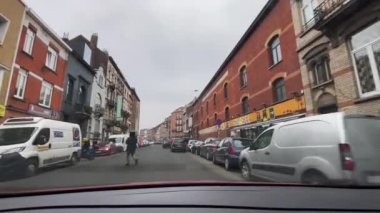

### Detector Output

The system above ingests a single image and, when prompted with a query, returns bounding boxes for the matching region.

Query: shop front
[198,95,306,140]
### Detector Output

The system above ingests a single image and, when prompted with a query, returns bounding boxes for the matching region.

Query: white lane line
[188,153,244,181]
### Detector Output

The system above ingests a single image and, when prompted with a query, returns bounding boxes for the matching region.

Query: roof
[64,39,96,75]
[194,0,277,105]
[131,88,140,102]
[26,8,72,52]
[109,56,131,90]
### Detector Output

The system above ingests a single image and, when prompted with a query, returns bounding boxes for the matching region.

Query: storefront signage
[218,96,305,131]
[28,104,52,117]
[0,105,5,117]
[28,104,60,119]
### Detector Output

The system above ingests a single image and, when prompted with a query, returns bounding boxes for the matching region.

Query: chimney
[90,33,98,48]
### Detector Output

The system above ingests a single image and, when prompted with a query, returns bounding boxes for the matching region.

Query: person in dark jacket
[126,132,138,166]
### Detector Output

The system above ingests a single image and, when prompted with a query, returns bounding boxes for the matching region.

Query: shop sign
[218,95,305,131]
[28,104,52,117]
[0,105,5,117]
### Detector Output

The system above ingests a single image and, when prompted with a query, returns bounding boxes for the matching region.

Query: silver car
[239,112,380,185]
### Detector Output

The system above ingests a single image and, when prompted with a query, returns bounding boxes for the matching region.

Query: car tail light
[339,143,355,170]
[229,145,236,155]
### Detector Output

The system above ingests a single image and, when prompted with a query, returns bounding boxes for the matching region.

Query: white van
[0,117,82,177]
[108,134,128,152]
[239,112,380,185]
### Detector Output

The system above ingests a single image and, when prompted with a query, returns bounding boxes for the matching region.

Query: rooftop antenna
[63,32,69,39]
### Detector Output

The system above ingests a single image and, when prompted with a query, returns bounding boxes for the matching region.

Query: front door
[34,128,54,167]
[248,129,274,180]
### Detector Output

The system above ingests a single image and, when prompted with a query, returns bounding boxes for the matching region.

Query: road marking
[188,153,244,181]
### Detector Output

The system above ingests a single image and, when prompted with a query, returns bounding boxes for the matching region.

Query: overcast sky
[25,0,267,129]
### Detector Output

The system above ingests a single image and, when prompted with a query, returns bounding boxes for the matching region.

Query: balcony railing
[314,0,350,23]
[106,98,116,108]
[108,82,116,90]
[74,104,92,119]
[94,104,105,117]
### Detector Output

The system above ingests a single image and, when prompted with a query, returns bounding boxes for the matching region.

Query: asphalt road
[0,144,244,191]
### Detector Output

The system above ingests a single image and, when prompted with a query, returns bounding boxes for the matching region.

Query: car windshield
[0,0,379,195]
[233,139,251,148]
[0,128,36,146]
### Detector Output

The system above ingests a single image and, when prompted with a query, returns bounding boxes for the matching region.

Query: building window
[225,107,230,121]
[269,36,282,65]
[77,86,86,105]
[224,83,228,99]
[213,93,217,106]
[206,118,209,127]
[0,14,10,44]
[351,21,380,97]
[39,81,53,107]
[312,58,331,86]
[65,78,74,103]
[83,43,92,65]
[300,0,317,30]
[98,75,104,87]
[14,69,28,99]
[23,28,35,55]
[239,66,248,87]
[214,113,217,122]
[96,93,102,106]
[0,69,4,93]
[273,78,286,102]
[242,96,249,115]
[206,101,209,114]
[46,47,58,71]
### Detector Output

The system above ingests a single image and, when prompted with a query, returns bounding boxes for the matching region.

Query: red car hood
[0,181,307,196]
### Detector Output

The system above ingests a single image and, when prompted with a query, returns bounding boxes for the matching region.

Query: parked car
[187,140,197,152]
[171,138,188,152]
[213,137,251,170]
[239,112,380,185]
[200,138,221,160]
[0,117,82,177]
[108,134,128,152]
[193,141,205,155]
[162,139,172,149]
[95,142,117,156]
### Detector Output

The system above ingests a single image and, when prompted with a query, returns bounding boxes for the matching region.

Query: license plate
[367,175,380,184]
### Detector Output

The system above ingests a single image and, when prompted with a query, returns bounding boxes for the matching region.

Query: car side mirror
[35,135,47,145]
[249,143,257,150]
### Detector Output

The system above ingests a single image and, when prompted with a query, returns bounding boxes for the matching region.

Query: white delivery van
[239,112,380,185]
[0,117,82,177]
[108,134,129,152]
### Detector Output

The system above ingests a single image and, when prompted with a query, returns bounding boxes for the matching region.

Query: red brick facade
[2,10,70,122]
[192,0,303,140]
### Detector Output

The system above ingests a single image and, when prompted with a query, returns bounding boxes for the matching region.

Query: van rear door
[345,116,380,185]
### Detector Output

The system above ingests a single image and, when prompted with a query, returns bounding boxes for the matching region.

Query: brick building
[3,9,71,121]
[192,0,305,140]
[170,107,185,138]
[290,0,380,116]
[0,0,26,119]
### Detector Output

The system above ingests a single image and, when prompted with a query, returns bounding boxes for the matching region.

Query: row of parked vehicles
[188,112,380,186]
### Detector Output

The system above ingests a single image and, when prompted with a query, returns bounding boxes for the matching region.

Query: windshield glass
[109,138,123,144]
[0,0,379,195]
[0,128,36,146]
[233,139,251,148]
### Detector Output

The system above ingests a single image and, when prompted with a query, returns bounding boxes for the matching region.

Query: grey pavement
[0,145,244,192]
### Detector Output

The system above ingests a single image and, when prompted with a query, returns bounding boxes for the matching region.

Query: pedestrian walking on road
[126,132,138,166]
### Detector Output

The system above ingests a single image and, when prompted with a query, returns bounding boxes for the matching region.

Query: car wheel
[241,161,253,181]
[24,159,38,177]
[302,171,328,185]
[224,158,231,170]
[212,154,217,164]
[70,153,79,165]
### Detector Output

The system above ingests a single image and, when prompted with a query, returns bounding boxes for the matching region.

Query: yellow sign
[219,96,305,131]
[0,105,5,117]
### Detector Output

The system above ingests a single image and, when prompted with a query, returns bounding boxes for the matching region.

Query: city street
[0,144,244,191]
